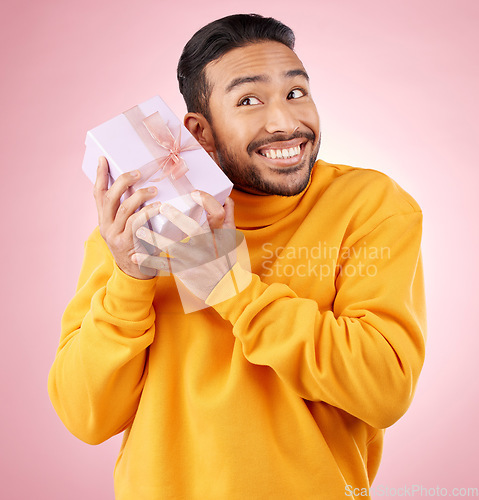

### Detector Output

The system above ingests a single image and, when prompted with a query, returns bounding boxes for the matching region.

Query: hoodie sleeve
[206,211,426,429]
[48,227,158,444]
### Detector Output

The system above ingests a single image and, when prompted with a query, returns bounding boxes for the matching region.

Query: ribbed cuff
[103,261,158,321]
[205,263,257,321]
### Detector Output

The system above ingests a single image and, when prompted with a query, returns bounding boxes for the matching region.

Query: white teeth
[261,145,302,160]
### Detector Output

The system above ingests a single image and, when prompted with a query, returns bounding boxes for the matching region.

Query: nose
[264,99,300,135]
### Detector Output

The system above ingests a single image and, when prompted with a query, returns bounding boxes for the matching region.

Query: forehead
[205,41,305,92]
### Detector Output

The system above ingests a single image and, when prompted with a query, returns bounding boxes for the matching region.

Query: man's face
[204,41,321,196]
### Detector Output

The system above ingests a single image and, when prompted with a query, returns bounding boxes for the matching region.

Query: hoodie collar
[230,162,319,229]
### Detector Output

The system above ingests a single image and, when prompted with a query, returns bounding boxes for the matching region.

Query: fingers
[110,185,158,233]
[93,157,110,224]
[159,203,203,237]
[190,191,228,230]
[132,192,239,281]
[132,253,170,272]
[222,197,235,229]
[128,201,163,257]
[135,225,217,264]
[129,201,162,236]
[93,156,159,233]
[135,225,175,252]
[101,169,141,226]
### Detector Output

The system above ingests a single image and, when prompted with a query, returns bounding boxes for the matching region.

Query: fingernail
[148,187,157,193]
[132,253,145,265]
[130,170,140,177]
[136,227,146,238]
[190,191,202,203]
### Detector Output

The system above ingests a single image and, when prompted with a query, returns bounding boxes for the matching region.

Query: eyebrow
[225,69,309,93]
[225,75,269,93]
[285,69,309,81]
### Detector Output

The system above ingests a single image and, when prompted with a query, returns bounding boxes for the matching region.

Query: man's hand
[94,156,161,280]
[131,191,238,299]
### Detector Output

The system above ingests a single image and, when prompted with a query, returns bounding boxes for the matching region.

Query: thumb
[223,197,235,229]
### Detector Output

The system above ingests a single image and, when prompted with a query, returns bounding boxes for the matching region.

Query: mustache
[247,130,316,155]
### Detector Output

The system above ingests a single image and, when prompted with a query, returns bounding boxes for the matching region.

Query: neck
[230,167,317,229]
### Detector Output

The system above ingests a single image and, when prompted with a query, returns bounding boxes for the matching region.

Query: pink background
[1,0,477,498]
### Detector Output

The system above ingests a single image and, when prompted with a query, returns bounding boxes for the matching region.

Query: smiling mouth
[255,138,307,164]
[259,144,302,159]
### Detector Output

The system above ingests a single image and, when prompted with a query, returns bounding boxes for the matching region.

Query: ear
[184,113,216,154]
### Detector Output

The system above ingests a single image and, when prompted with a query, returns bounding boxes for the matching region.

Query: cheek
[222,120,258,153]
[214,112,245,142]
[297,102,320,131]
[304,108,320,133]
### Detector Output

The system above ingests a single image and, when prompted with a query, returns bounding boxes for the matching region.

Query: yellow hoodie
[48,159,426,499]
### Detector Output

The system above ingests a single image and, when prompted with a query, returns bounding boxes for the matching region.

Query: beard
[211,130,321,197]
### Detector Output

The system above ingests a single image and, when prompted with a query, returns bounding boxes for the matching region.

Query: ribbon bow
[123,105,199,195]
[142,111,200,182]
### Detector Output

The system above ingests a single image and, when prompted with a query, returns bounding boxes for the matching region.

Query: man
[49,14,426,500]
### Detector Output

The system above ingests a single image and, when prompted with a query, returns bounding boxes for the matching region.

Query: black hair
[177,13,295,120]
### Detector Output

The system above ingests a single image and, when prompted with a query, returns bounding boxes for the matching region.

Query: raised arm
[48,157,161,444]
[206,210,426,429]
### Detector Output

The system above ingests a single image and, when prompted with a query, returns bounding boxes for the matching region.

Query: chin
[265,155,316,195]
[248,162,314,196]
[216,140,318,197]
[262,176,311,197]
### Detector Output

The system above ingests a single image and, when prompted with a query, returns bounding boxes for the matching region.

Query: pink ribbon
[123,105,199,195]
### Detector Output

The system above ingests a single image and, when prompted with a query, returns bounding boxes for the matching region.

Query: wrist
[116,259,157,280]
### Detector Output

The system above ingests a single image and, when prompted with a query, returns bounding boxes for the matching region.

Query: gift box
[82,95,233,241]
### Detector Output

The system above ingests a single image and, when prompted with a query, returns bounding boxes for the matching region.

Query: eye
[287,88,306,99]
[238,96,262,106]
